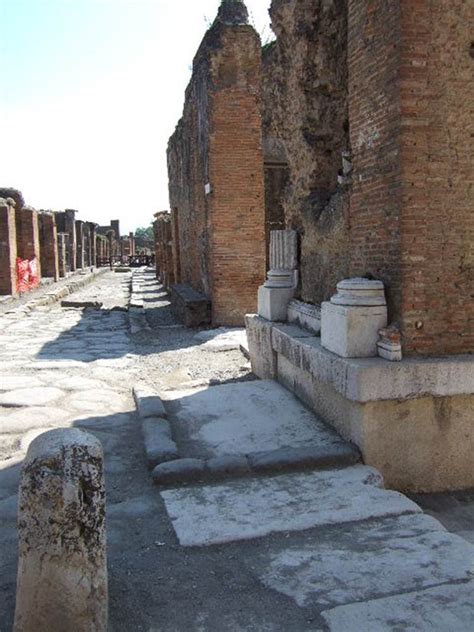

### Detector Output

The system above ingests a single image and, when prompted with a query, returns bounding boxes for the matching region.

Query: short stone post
[14,428,107,632]
[257,229,298,321]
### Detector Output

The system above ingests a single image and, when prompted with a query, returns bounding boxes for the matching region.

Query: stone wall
[167,0,266,326]
[262,0,350,305]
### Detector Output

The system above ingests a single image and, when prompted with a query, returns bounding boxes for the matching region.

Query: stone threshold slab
[160,465,421,546]
[321,580,474,631]
[162,380,355,460]
[257,513,474,609]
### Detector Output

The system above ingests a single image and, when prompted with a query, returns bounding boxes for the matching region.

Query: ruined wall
[168,2,266,325]
[348,0,474,355]
[263,0,350,304]
[0,199,18,295]
[16,206,41,277]
[39,213,59,280]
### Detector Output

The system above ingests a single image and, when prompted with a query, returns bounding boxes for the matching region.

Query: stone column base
[258,285,294,322]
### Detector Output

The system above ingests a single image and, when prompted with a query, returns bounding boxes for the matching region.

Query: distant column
[0,198,18,295]
[64,210,77,271]
[57,233,68,277]
[89,223,97,267]
[16,205,41,278]
[39,213,59,281]
[75,220,84,269]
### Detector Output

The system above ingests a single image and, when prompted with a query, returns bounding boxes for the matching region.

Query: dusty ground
[0,270,473,632]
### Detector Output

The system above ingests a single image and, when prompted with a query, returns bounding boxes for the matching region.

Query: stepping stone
[257,513,474,608]
[133,387,167,419]
[163,380,358,470]
[321,581,474,631]
[160,466,421,546]
[0,387,65,407]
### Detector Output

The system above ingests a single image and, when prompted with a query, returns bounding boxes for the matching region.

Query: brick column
[39,213,59,281]
[57,233,68,277]
[0,198,18,295]
[16,205,41,278]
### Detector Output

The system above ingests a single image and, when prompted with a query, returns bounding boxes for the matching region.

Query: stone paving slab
[164,380,356,462]
[160,466,421,546]
[0,387,65,407]
[257,513,474,608]
[321,581,474,631]
[0,406,73,433]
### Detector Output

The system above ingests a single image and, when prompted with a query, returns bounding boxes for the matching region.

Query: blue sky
[0,0,273,232]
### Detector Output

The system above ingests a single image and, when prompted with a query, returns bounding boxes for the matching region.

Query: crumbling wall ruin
[167,0,266,326]
[262,0,350,305]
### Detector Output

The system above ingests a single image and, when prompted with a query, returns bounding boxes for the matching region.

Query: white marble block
[258,286,295,322]
[321,278,387,358]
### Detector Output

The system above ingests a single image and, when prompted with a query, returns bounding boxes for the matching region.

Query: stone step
[321,581,474,631]
[160,465,421,546]
[157,380,360,483]
[255,513,474,610]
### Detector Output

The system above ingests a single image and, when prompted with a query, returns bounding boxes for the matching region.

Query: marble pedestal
[321,278,387,358]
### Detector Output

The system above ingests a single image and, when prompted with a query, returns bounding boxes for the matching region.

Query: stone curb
[142,418,179,469]
[133,386,167,419]
[0,267,109,318]
[151,444,361,486]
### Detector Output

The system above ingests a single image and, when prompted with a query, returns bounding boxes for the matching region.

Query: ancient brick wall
[16,206,41,278]
[262,0,350,305]
[39,213,59,280]
[168,3,265,326]
[347,0,474,355]
[208,25,266,325]
[0,199,18,295]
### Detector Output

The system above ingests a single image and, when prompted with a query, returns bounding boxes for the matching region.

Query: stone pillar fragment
[0,198,18,295]
[14,428,107,632]
[258,229,298,321]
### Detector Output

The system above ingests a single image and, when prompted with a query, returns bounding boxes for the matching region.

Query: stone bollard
[14,428,107,632]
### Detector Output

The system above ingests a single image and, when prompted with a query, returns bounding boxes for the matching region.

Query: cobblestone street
[1,271,474,632]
